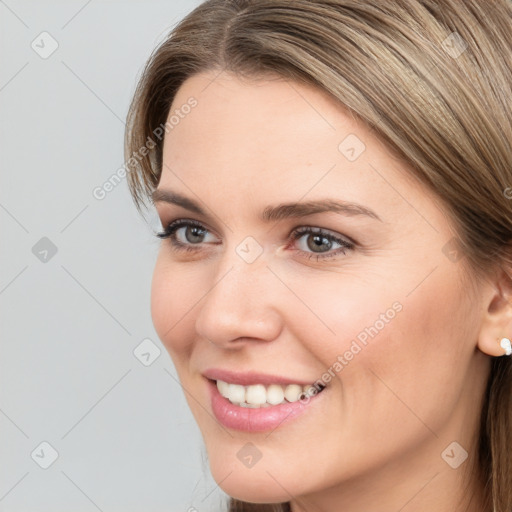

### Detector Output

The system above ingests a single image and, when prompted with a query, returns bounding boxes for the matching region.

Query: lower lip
[207,379,326,432]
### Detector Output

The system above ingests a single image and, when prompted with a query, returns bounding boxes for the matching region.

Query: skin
[150,70,512,512]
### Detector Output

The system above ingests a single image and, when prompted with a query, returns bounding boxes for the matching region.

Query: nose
[194,251,283,348]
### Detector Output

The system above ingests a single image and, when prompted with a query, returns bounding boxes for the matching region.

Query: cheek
[150,255,200,359]
[282,272,398,370]
[291,261,467,406]
[333,263,470,432]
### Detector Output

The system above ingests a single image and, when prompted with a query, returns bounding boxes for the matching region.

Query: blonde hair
[124,1,512,510]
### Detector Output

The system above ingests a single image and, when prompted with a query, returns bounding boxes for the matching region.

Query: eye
[155,219,355,260]
[287,226,354,261]
[156,219,218,252]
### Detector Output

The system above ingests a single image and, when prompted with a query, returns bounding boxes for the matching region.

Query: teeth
[246,384,267,405]
[227,383,245,403]
[216,379,324,407]
[267,384,284,405]
[216,379,230,396]
[284,384,303,403]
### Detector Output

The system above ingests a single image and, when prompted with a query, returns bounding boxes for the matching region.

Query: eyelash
[155,219,355,261]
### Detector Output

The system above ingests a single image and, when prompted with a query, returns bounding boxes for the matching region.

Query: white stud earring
[499,337,512,356]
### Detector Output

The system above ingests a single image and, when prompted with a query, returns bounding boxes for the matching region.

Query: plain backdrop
[0,1,228,511]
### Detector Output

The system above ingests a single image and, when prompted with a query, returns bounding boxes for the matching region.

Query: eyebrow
[151,189,382,223]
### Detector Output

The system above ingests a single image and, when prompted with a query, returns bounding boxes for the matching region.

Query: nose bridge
[194,239,282,345]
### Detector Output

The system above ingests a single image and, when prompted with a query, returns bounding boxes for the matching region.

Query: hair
[124,1,512,510]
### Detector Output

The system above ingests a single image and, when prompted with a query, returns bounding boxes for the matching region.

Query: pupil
[187,226,204,243]
[308,234,331,253]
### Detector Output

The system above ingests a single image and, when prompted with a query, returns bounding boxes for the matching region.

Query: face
[151,70,491,507]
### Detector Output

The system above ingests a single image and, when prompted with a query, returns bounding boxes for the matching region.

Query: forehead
[159,71,444,229]
[166,70,356,154]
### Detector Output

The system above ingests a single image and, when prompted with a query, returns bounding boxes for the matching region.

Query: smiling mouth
[211,378,327,408]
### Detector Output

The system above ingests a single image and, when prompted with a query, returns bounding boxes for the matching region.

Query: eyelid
[157,217,220,240]
[156,217,356,261]
[158,217,354,241]
[156,218,353,246]
[289,224,356,247]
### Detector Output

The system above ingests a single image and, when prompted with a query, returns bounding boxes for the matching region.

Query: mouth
[207,378,328,432]
[208,378,327,408]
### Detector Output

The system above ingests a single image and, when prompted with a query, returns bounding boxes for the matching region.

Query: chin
[209,461,294,504]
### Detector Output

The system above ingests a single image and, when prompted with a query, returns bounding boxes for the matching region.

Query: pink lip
[207,378,327,432]
[202,368,318,387]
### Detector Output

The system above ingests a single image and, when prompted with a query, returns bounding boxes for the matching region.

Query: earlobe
[476,268,512,357]
[500,337,512,356]
[477,329,512,357]
[477,332,512,357]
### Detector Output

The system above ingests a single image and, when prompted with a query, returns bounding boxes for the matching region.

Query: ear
[477,266,512,357]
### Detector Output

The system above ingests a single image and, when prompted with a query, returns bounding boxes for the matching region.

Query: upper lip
[202,368,319,387]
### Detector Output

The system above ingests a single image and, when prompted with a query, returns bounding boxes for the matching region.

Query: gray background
[0,1,227,511]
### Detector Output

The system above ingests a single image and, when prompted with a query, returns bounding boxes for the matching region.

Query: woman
[124,1,512,511]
